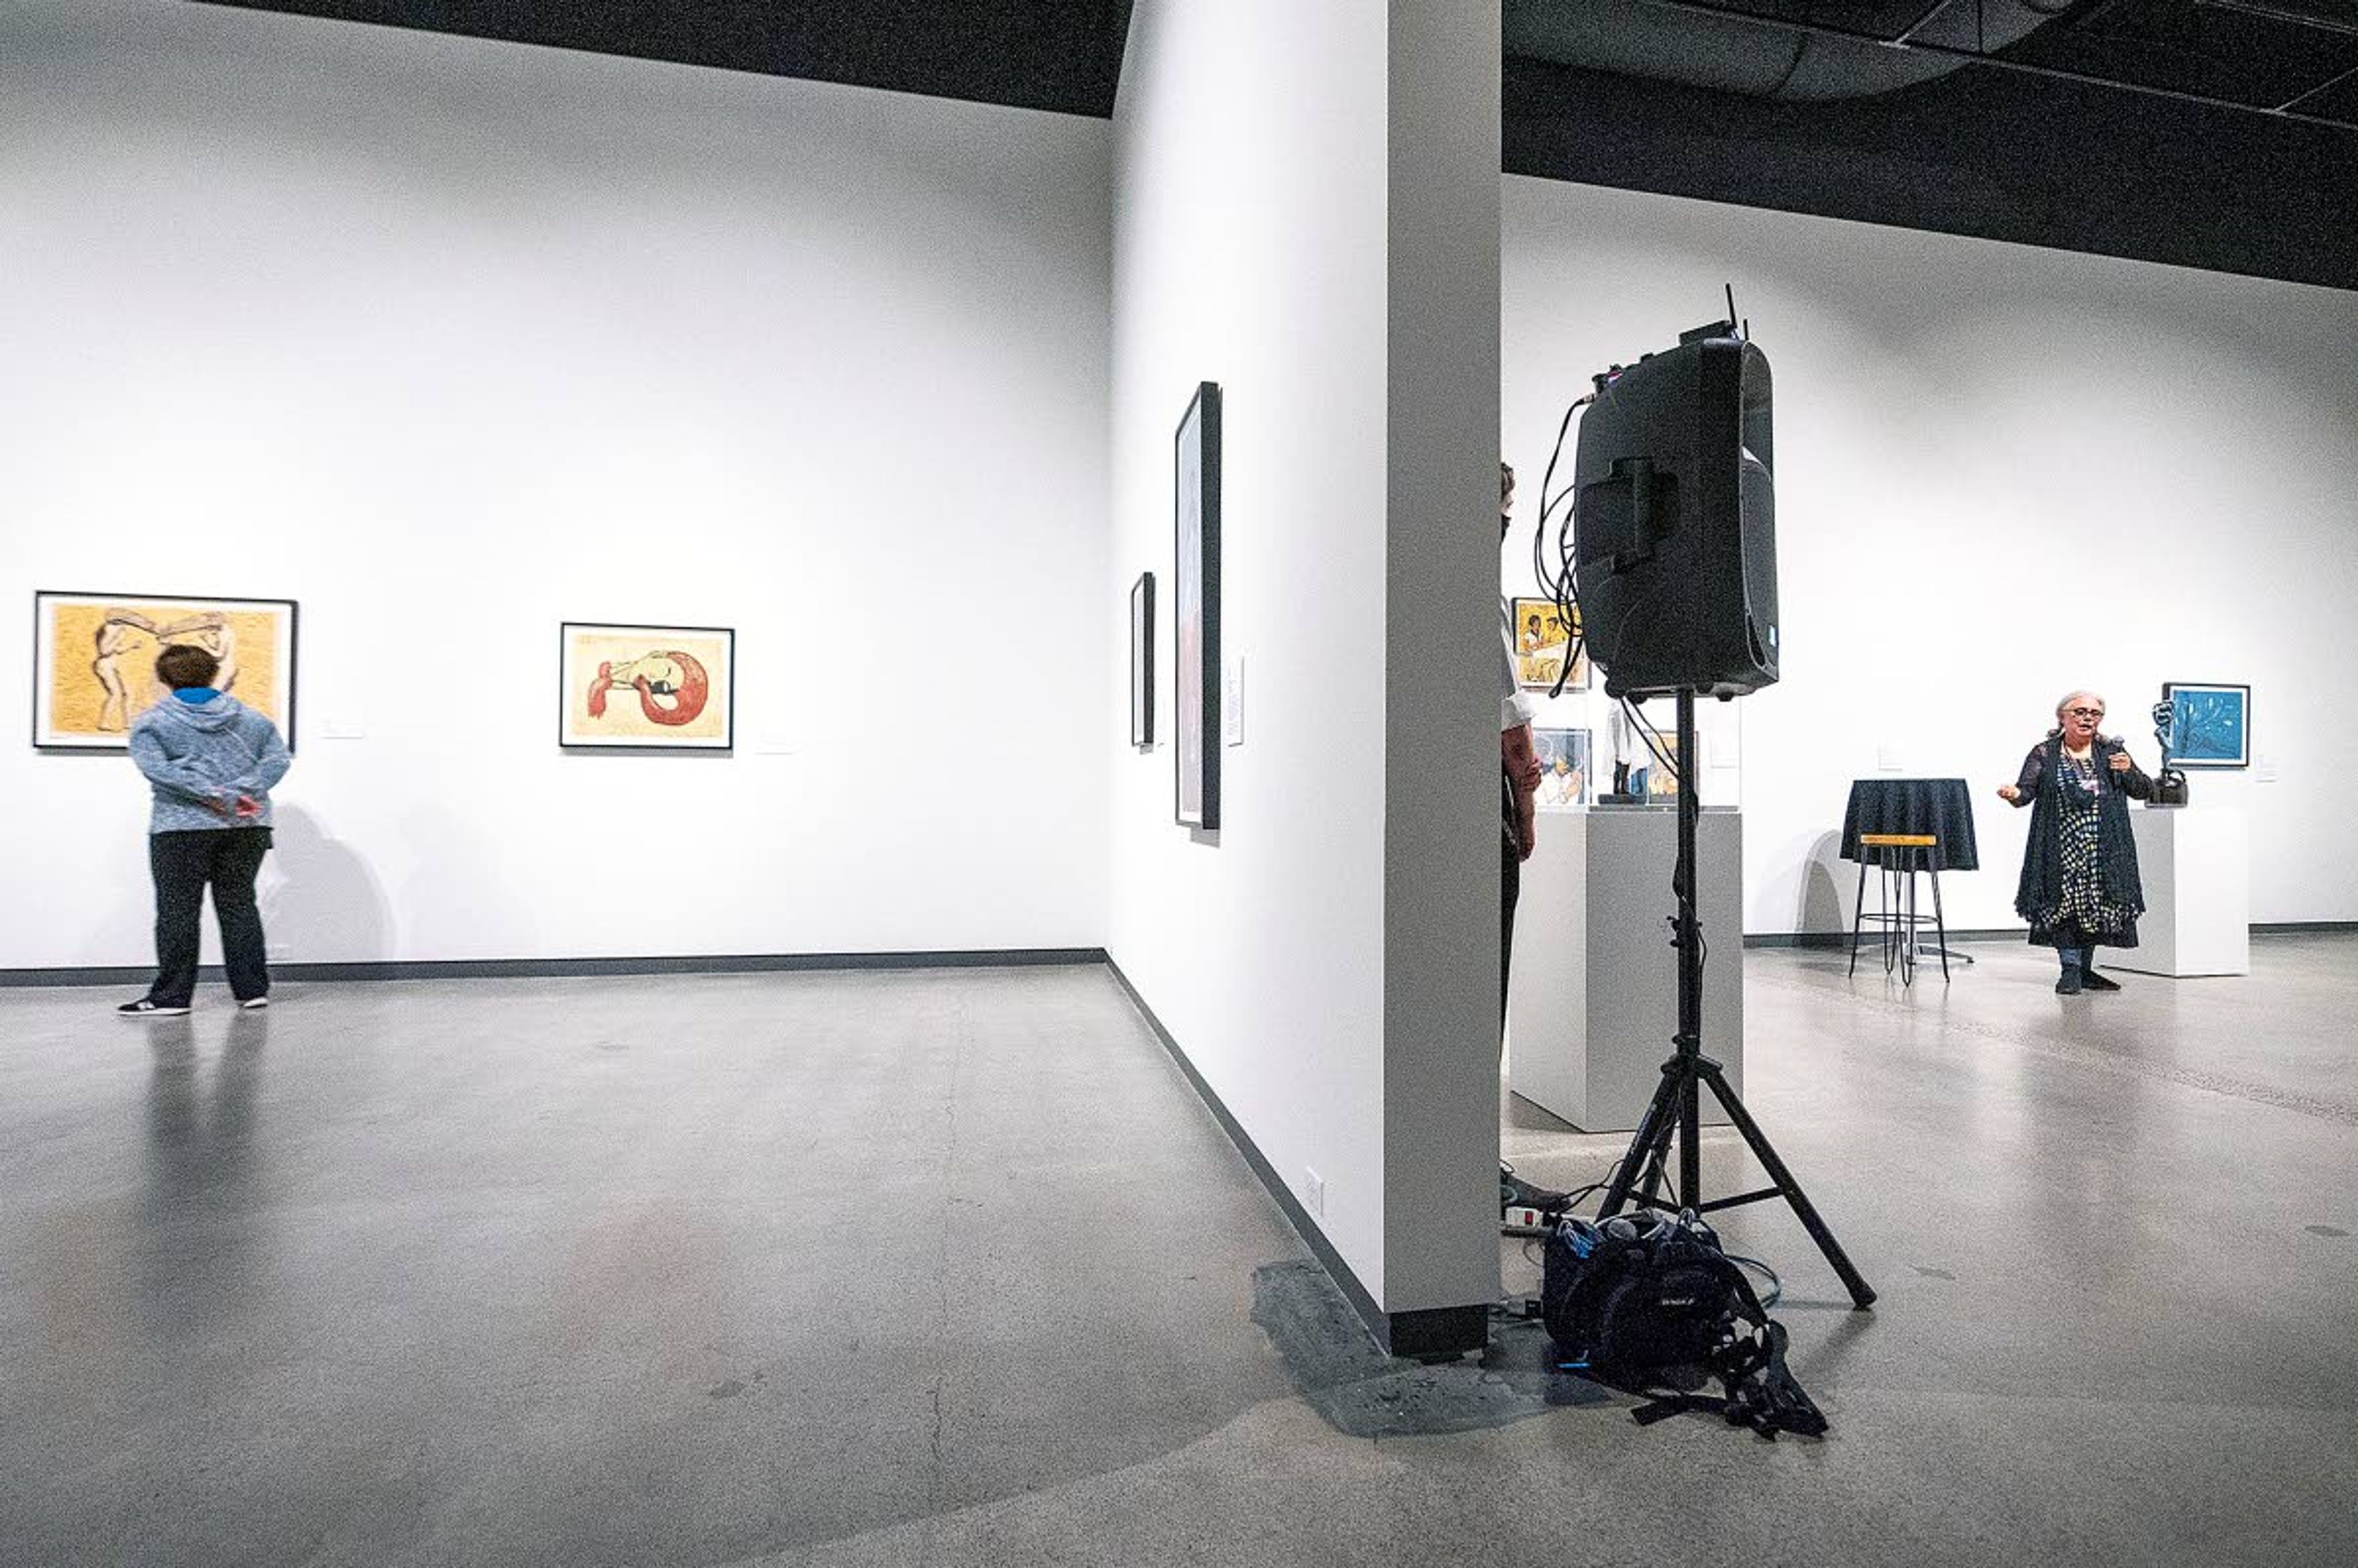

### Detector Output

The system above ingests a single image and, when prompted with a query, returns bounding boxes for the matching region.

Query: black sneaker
[117,998,191,1017]
[2080,968,2122,993]
[2055,969,2083,996]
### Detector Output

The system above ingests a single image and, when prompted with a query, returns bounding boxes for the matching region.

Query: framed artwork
[559,623,735,750]
[1511,597,1587,691]
[2163,681,2249,769]
[1637,733,1682,802]
[1175,381,1221,829]
[33,591,298,750]
[1130,572,1156,750]
[1533,727,1591,810]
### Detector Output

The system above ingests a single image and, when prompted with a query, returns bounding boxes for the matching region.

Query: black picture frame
[1174,382,1221,829]
[2162,681,2251,769]
[1130,571,1156,750]
[31,589,301,752]
[558,621,737,751]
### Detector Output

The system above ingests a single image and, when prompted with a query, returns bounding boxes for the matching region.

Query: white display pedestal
[1508,807,1743,1132]
[2113,807,2250,977]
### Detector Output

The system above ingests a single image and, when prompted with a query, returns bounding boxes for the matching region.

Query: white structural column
[1381,0,1505,1328]
[1108,0,1501,1349]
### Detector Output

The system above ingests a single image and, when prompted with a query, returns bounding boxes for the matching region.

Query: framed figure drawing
[2163,682,2249,768]
[1533,727,1591,810]
[33,591,298,750]
[1175,382,1221,829]
[559,623,734,750]
[1642,733,1682,802]
[1130,572,1156,750]
[1511,597,1587,691]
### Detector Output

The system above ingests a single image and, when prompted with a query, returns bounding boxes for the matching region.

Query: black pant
[149,828,273,1007]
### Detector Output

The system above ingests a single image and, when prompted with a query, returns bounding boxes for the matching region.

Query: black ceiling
[191,2,1138,117]
[192,1,2356,289]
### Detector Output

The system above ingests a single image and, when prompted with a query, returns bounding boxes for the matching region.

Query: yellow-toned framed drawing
[1511,597,1587,691]
[33,591,297,750]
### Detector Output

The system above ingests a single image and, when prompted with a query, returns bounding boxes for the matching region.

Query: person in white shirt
[1498,463,1564,1226]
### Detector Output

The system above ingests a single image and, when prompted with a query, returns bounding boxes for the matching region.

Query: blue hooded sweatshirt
[127,694,292,834]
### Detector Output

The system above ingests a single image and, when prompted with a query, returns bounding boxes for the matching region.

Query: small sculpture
[2149,697,2190,807]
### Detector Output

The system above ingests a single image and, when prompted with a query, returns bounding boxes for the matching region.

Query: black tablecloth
[1841,778,1979,871]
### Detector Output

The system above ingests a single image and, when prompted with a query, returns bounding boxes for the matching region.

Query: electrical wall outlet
[1303,1166,1325,1217]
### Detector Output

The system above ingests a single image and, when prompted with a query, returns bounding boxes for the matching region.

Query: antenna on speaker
[1679,284,1743,346]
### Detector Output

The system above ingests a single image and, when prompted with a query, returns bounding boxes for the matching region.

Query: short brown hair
[155,644,220,690]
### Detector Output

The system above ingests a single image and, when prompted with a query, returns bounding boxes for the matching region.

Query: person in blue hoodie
[118,643,293,1016]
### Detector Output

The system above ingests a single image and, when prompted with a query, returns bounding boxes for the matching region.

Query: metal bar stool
[1848,833,1950,985]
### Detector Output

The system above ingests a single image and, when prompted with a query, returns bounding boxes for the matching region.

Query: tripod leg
[1598,1063,1684,1219]
[1702,1066,1877,1309]
[1677,1059,1702,1212]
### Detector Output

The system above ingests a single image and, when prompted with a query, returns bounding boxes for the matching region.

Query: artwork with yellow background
[559,623,735,748]
[1511,597,1588,691]
[34,592,297,748]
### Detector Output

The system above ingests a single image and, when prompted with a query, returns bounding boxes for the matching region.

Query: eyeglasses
[2064,707,2105,719]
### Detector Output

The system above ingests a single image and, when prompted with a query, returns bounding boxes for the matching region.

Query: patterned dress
[2035,751,2138,944]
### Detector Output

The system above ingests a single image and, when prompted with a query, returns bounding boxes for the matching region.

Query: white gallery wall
[0,1,1113,966]
[1108,0,1500,1322]
[1503,177,2358,935]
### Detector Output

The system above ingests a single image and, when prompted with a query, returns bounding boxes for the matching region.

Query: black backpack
[1542,1207,1828,1438]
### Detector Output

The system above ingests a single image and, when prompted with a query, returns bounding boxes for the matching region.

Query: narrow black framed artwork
[1174,382,1221,829]
[1130,571,1156,750]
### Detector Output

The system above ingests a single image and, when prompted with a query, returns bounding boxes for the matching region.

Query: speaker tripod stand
[1595,689,1877,1310]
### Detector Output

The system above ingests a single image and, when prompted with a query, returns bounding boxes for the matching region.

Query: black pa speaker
[1573,331,1778,699]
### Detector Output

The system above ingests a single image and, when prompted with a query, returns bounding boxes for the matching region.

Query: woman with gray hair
[1996,690,2155,993]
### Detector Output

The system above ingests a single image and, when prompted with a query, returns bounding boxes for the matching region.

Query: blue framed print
[2163,682,2249,769]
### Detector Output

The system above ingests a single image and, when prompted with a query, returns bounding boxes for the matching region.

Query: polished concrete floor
[3,941,2354,1567]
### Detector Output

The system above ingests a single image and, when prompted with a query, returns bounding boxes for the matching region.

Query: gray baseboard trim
[0,947,1108,989]
[1102,955,1485,1360]
[1747,923,2358,950]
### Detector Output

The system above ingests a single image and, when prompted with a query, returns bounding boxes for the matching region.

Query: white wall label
[324,716,367,740]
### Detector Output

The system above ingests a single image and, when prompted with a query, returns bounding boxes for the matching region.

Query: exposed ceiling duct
[1506,1,2080,103]
[1506,0,2358,129]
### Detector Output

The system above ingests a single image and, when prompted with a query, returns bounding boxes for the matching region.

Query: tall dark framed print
[1175,382,1222,828]
[1130,572,1156,750]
